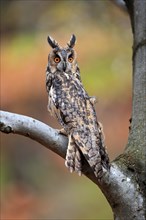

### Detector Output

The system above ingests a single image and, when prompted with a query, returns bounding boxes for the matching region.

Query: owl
[46,34,110,179]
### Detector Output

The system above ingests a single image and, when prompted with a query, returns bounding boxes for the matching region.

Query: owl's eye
[54,56,61,63]
[68,56,73,63]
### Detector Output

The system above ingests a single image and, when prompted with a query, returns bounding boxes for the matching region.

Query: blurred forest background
[1,0,132,219]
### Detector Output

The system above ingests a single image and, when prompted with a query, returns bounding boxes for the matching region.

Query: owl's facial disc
[53,49,75,72]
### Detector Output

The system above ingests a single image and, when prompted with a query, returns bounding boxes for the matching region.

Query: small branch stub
[0,122,13,133]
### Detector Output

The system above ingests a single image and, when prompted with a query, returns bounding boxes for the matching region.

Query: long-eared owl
[46,34,110,179]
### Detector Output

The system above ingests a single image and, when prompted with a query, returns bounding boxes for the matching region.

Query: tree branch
[0,110,144,219]
[0,110,96,183]
[0,110,68,158]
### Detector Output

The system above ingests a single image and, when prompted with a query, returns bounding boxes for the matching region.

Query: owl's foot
[65,134,82,176]
[57,128,67,136]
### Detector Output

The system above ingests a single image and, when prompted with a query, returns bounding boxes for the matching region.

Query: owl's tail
[65,130,110,179]
[72,129,110,179]
[65,134,82,176]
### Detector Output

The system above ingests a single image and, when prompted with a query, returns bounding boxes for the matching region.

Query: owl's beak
[63,62,67,72]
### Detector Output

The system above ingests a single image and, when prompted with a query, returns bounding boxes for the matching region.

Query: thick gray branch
[0,110,68,158]
[0,110,100,184]
[0,110,144,219]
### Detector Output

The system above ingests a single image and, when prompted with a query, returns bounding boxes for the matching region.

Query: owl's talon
[57,128,67,136]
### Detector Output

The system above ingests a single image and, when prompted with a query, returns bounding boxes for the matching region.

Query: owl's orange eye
[54,57,61,63]
[68,57,73,63]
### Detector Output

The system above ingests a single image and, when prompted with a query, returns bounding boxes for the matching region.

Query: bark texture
[0,0,146,219]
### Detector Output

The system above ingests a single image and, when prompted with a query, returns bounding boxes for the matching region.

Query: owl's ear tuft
[67,34,76,48]
[47,36,59,48]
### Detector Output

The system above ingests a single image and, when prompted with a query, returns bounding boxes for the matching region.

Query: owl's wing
[72,126,110,178]
[71,99,107,178]
[61,94,109,178]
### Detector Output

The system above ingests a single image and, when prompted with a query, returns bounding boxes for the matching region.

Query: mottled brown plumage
[46,35,110,179]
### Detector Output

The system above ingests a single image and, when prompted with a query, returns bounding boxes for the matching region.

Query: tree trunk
[105,0,146,219]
